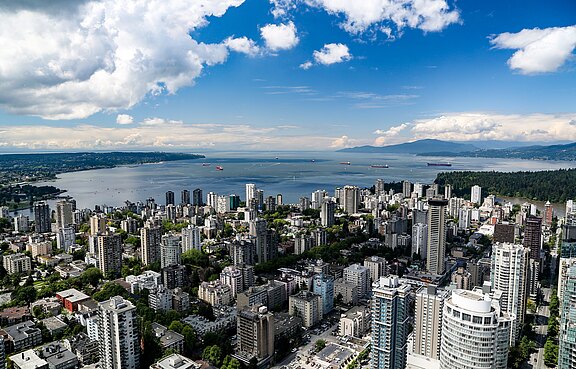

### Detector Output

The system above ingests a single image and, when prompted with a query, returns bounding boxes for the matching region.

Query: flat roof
[56,288,89,303]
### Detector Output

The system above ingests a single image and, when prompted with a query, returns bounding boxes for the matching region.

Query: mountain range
[339,139,576,161]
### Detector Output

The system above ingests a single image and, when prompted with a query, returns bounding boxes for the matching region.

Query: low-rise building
[56,289,90,312]
[339,306,370,338]
[198,281,232,306]
[1,321,42,353]
[40,317,67,336]
[288,291,322,328]
[182,306,237,336]
[10,349,48,369]
[39,342,79,369]
[2,253,32,274]
[62,332,99,365]
[0,307,32,326]
[334,279,358,305]
[150,354,200,369]
[152,323,184,354]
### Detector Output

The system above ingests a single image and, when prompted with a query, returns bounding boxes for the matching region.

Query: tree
[82,268,103,288]
[544,338,558,367]
[203,345,222,367]
[92,282,128,302]
[181,325,196,355]
[315,339,326,352]
[168,320,184,333]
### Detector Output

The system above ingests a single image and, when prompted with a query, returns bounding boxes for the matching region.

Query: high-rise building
[236,305,275,362]
[427,198,448,275]
[220,266,244,297]
[206,192,218,209]
[56,200,74,229]
[264,196,276,212]
[34,201,51,233]
[288,291,322,328]
[493,223,515,244]
[414,286,448,360]
[342,185,359,214]
[320,198,335,227]
[90,214,107,236]
[230,194,241,211]
[375,179,385,195]
[490,242,529,344]
[161,234,181,268]
[439,289,511,369]
[444,184,452,199]
[181,225,201,252]
[364,256,387,282]
[370,276,411,369]
[249,219,276,264]
[524,216,542,298]
[344,264,370,300]
[231,240,255,266]
[559,264,576,368]
[471,185,482,204]
[181,190,190,205]
[246,184,257,204]
[141,225,162,266]
[312,273,334,315]
[402,181,412,198]
[192,188,203,206]
[98,296,140,369]
[162,264,187,290]
[412,223,428,257]
[543,201,553,227]
[165,191,175,206]
[97,233,122,278]
[276,194,283,206]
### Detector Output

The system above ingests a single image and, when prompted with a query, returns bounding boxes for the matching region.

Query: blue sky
[0,0,574,151]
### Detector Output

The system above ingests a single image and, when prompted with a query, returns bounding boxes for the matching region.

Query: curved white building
[439,289,511,369]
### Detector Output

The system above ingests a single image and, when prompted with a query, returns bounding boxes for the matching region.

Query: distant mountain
[419,141,576,161]
[339,139,478,154]
[454,140,573,150]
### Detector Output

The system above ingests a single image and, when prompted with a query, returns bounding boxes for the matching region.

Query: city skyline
[0,0,575,151]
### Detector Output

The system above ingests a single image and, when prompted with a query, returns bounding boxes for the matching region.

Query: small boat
[340,161,351,165]
[202,163,211,166]
[370,164,389,168]
[275,157,279,160]
[427,162,452,167]
[216,166,224,171]
[311,159,315,162]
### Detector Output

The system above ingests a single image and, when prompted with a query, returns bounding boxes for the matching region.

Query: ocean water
[24,151,576,210]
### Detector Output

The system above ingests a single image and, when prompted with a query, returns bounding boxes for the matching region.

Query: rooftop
[9,349,48,368]
[56,288,90,303]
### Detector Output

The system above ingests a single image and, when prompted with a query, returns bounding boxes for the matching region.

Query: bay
[19,151,576,211]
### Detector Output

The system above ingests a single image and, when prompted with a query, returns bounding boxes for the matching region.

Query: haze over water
[21,151,574,212]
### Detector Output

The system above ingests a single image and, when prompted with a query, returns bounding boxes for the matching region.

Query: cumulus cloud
[116,114,134,125]
[490,26,576,74]
[300,61,313,70]
[270,0,460,38]
[373,113,576,143]
[314,43,352,65]
[330,135,355,149]
[0,0,244,120]
[373,123,410,145]
[260,21,299,51]
[223,36,261,56]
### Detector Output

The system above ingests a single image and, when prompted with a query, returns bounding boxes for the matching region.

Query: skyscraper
[55,200,74,229]
[141,225,162,266]
[165,191,175,206]
[192,188,203,206]
[236,304,275,363]
[402,180,412,198]
[559,264,576,368]
[490,242,529,344]
[412,223,428,257]
[246,183,257,204]
[375,179,385,195]
[444,184,452,199]
[181,190,190,205]
[471,185,482,204]
[344,264,370,300]
[370,276,411,369]
[524,216,542,297]
[34,201,51,233]
[364,256,387,282]
[439,289,511,369]
[342,185,359,214]
[427,198,448,275]
[414,286,447,360]
[90,214,107,236]
[98,296,140,369]
[97,233,122,278]
[320,198,335,227]
[181,225,201,252]
[250,219,275,264]
[161,234,181,268]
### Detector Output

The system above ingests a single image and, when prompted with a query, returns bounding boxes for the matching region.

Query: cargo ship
[370,164,389,168]
[340,161,351,165]
[427,162,452,167]
[202,163,211,166]
[216,166,224,171]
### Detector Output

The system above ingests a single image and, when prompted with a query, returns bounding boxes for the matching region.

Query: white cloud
[313,43,352,65]
[300,61,313,70]
[373,123,409,145]
[270,0,460,37]
[376,112,576,142]
[223,36,261,56]
[330,135,355,148]
[260,21,299,51]
[0,119,351,151]
[490,25,576,74]
[116,114,134,125]
[0,0,244,120]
